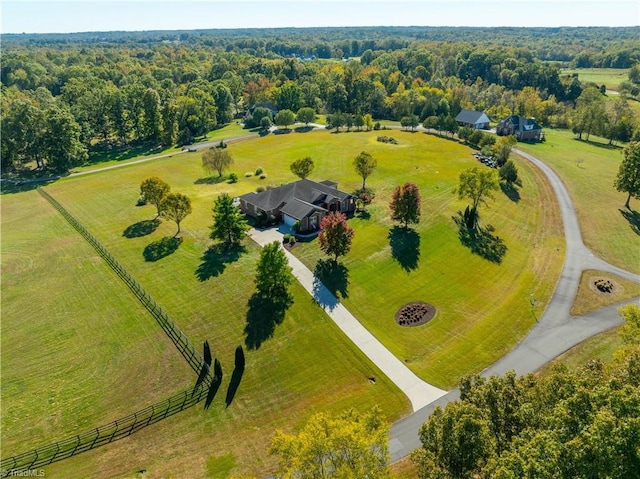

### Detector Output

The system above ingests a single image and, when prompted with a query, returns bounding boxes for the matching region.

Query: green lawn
[561,68,630,91]
[0,191,195,453]
[16,136,407,476]
[70,122,249,175]
[517,128,639,273]
[3,128,563,476]
[537,328,623,377]
[282,130,563,388]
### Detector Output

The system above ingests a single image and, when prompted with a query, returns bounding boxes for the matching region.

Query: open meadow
[517,128,640,273]
[0,191,196,453]
[561,67,630,91]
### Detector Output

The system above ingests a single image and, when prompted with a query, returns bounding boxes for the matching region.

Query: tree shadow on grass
[313,258,349,309]
[123,219,161,238]
[388,226,420,272]
[195,244,246,281]
[453,213,507,264]
[500,182,521,203]
[143,236,183,262]
[244,292,293,350]
[225,366,244,408]
[194,175,228,185]
[294,125,314,133]
[620,208,640,235]
[204,377,221,410]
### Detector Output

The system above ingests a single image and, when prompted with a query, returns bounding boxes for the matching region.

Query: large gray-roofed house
[455,109,491,129]
[238,179,355,233]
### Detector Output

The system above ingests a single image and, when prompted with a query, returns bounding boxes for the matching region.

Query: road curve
[388,146,639,462]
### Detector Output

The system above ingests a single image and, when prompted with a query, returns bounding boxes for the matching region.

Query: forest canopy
[2,26,639,173]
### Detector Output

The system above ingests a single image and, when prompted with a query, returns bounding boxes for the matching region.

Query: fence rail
[36,187,207,378]
[0,188,216,475]
[0,383,210,476]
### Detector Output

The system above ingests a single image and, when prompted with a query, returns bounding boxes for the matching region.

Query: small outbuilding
[455,109,491,129]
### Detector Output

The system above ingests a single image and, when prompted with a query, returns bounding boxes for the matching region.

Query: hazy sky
[2,0,639,34]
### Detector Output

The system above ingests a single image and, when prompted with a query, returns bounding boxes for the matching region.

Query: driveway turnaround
[248,227,447,412]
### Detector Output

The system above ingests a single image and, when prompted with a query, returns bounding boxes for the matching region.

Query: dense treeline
[2,26,639,173]
[413,305,640,479]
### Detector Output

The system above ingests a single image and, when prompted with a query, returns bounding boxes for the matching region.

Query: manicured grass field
[20,134,407,476]
[561,68,630,91]
[4,128,562,476]
[283,130,563,388]
[517,128,639,273]
[0,191,195,453]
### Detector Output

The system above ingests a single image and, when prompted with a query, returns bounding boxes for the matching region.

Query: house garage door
[283,214,296,227]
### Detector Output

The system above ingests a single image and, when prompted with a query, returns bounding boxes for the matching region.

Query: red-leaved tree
[318,212,355,262]
[389,182,421,228]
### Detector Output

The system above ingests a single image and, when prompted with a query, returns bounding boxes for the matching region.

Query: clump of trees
[412,304,640,479]
[270,407,390,478]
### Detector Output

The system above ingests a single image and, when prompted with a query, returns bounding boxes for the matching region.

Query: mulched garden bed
[394,301,436,327]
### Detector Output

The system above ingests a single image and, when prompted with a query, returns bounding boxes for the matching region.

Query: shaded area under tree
[453,213,507,264]
[388,226,421,272]
[195,244,246,281]
[620,208,640,236]
[143,236,182,261]
[312,259,350,310]
[244,292,293,350]
[122,218,160,238]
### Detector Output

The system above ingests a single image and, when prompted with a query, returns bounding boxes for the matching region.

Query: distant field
[517,128,639,273]
[0,191,195,453]
[561,67,630,91]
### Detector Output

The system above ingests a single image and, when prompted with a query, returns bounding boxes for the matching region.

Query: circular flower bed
[395,301,436,327]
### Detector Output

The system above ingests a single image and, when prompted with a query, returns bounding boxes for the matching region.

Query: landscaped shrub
[260,173,267,179]
[377,135,398,144]
[255,167,264,176]
[373,121,381,130]
[293,220,301,233]
[256,186,266,193]
[218,139,227,149]
[228,172,238,183]
[245,172,253,177]
[289,235,297,245]
[136,195,147,206]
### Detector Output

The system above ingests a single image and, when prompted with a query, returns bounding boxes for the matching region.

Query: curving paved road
[388,147,639,462]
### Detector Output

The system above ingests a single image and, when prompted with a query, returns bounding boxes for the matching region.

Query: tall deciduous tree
[296,106,315,126]
[202,147,233,177]
[270,407,391,479]
[160,192,192,236]
[255,241,292,298]
[290,156,314,179]
[210,192,248,249]
[140,177,170,217]
[614,141,640,209]
[353,151,377,190]
[274,109,295,129]
[499,160,519,184]
[457,167,500,227]
[390,182,421,228]
[493,135,517,166]
[318,212,354,262]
